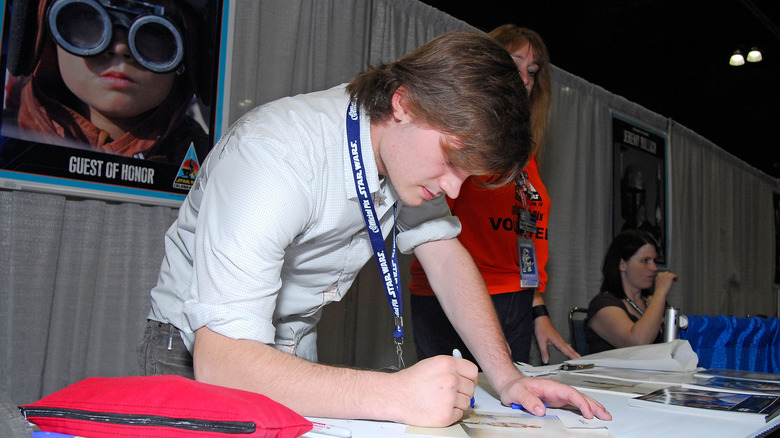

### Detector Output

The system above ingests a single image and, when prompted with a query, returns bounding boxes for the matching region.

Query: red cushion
[20,375,312,438]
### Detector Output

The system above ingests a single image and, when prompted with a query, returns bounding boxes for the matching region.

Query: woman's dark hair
[601,229,658,299]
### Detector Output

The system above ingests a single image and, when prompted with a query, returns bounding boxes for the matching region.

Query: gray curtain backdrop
[2,0,777,406]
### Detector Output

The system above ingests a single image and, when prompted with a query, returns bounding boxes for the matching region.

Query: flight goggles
[47,0,185,73]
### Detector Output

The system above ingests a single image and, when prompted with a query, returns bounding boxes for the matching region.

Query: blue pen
[452,349,475,408]
[33,433,84,438]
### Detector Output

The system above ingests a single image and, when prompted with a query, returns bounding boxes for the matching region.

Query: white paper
[513,362,562,377]
[563,339,699,372]
[553,408,611,429]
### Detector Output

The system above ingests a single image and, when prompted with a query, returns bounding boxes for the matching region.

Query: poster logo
[173,143,200,190]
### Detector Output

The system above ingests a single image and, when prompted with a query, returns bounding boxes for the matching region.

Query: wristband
[532,304,549,319]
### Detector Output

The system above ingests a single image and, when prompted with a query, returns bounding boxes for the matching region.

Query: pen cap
[664,306,679,342]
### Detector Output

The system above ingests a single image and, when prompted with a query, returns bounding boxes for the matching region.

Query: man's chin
[398,193,425,207]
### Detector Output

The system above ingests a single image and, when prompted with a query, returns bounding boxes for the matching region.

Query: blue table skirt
[680,315,780,373]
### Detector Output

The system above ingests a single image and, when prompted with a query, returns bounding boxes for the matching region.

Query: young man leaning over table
[138,30,612,427]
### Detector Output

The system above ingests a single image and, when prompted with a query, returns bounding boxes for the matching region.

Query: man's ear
[391,86,410,122]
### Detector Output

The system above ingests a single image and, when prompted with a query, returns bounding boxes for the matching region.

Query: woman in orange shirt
[409,25,579,365]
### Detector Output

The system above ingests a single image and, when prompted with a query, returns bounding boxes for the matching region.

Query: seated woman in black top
[585,230,678,354]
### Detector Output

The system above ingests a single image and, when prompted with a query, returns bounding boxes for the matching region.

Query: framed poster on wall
[612,112,670,266]
[0,0,226,207]
[774,192,780,286]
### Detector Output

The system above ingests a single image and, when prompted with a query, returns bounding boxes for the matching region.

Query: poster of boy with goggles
[0,0,223,205]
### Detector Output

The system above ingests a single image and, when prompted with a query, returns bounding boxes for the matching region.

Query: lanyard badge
[515,173,539,288]
[346,102,405,370]
[518,237,539,288]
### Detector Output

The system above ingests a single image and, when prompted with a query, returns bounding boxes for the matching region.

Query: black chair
[568,306,590,356]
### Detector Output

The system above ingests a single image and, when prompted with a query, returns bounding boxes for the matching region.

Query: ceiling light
[729,50,745,66]
[747,47,763,63]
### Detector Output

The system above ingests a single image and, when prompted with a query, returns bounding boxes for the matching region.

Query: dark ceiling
[418,0,780,178]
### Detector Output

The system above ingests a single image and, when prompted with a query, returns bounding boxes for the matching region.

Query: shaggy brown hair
[347,30,531,187]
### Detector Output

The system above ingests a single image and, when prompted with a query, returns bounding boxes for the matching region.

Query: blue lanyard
[346,102,405,356]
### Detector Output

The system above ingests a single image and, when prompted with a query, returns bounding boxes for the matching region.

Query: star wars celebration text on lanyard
[346,101,405,370]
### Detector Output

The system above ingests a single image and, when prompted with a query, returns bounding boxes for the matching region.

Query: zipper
[21,406,256,434]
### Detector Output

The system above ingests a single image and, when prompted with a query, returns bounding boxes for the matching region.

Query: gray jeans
[137,320,195,379]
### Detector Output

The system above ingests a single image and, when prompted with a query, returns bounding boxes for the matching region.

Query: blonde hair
[489,24,552,160]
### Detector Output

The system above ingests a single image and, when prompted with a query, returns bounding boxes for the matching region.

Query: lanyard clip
[395,337,405,370]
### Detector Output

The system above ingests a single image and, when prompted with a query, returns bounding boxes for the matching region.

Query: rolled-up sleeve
[183,116,315,345]
[396,196,461,254]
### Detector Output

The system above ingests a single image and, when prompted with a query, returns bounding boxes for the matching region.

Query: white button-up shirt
[148,85,461,361]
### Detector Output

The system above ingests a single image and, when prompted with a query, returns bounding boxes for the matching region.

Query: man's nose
[440,171,468,199]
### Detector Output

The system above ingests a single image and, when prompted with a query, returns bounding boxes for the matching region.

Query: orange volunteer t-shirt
[408,156,550,295]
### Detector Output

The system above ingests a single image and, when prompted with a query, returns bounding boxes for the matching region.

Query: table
[302,371,780,438]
